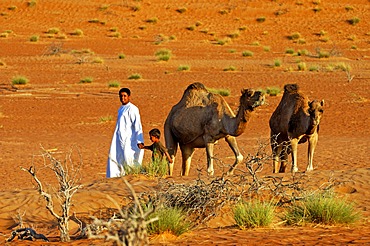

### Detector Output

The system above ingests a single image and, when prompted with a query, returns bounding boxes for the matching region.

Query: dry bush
[21,145,83,242]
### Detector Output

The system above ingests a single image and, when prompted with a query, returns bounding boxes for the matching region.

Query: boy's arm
[165,151,173,163]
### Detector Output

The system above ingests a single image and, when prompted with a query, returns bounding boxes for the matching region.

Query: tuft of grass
[142,159,168,178]
[256,16,266,23]
[155,48,172,61]
[263,46,271,52]
[228,31,240,39]
[266,87,281,96]
[128,73,142,80]
[108,81,120,88]
[123,164,143,175]
[297,62,307,71]
[146,17,158,24]
[233,200,275,229]
[348,17,360,25]
[216,38,231,45]
[176,7,187,13]
[273,59,282,67]
[79,77,93,84]
[71,29,83,36]
[284,191,361,226]
[318,51,330,58]
[242,50,253,57]
[46,27,60,34]
[207,87,230,97]
[118,53,125,59]
[92,57,104,64]
[12,76,29,85]
[251,41,260,46]
[178,65,190,71]
[98,4,110,11]
[99,115,113,123]
[297,49,309,56]
[223,65,237,71]
[147,207,192,236]
[30,35,39,42]
[309,65,320,72]
[288,32,301,40]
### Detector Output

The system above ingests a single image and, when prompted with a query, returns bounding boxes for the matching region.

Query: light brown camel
[269,84,324,173]
[164,82,265,176]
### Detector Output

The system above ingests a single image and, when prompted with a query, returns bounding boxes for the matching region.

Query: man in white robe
[106,88,144,178]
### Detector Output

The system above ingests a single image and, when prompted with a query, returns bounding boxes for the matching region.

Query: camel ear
[242,89,254,97]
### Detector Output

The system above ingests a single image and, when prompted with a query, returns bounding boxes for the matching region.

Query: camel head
[240,89,265,110]
[308,99,324,126]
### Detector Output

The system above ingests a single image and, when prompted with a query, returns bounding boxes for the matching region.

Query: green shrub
[118,53,125,59]
[216,38,231,45]
[186,25,196,31]
[273,59,282,67]
[142,159,168,178]
[297,49,309,56]
[266,87,281,96]
[309,65,320,71]
[207,87,230,96]
[92,57,104,64]
[233,200,275,229]
[242,50,253,57]
[223,65,236,71]
[88,19,100,23]
[71,29,83,36]
[284,191,361,225]
[128,73,142,80]
[146,17,158,24]
[263,46,271,52]
[0,33,9,38]
[285,48,295,54]
[256,16,266,23]
[46,27,60,34]
[176,7,187,13]
[147,207,192,236]
[12,76,29,85]
[30,35,39,42]
[108,81,120,88]
[80,77,93,83]
[348,17,360,25]
[27,0,37,7]
[228,31,240,39]
[8,6,17,11]
[99,115,113,122]
[288,32,301,40]
[155,48,172,61]
[297,62,307,71]
[178,65,190,71]
[318,51,330,58]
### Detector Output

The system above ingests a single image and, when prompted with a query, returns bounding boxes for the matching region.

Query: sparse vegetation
[223,65,237,71]
[309,65,320,71]
[79,77,93,83]
[142,159,168,178]
[0,33,9,38]
[92,57,104,64]
[242,50,253,57]
[100,115,113,123]
[146,17,158,24]
[263,46,271,52]
[176,7,187,14]
[273,59,282,67]
[216,38,231,45]
[256,16,266,23]
[27,0,37,7]
[234,200,275,229]
[71,29,83,36]
[297,62,307,71]
[155,48,172,61]
[108,81,120,88]
[178,65,190,71]
[30,35,39,42]
[348,17,360,25]
[207,87,230,96]
[288,32,301,40]
[284,191,360,225]
[46,27,60,34]
[12,75,29,85]
[118,53,125,59]
[285,48,295,54]
[128,73,142,80]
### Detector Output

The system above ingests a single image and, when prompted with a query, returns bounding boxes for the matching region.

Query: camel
[164,82,265,176]
[269,84,324,173]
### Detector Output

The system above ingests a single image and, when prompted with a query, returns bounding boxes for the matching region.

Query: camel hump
[284,84,299,93]
[186,82,207,91]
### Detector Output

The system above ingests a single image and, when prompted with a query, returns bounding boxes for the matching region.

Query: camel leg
[168,157,175,176]
[205,143,215,175]
[290,138,299,173]
[279,142,289,173]
[272,144,282,173]
[180,145,194,176]
[225,136,243,175]
[307,134,318,172]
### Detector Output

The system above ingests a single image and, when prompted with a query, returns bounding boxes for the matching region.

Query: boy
[140,128,173,164]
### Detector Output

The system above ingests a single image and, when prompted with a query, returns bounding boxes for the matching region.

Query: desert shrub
[98,4,109,11]
[176,7,187,13]
[109,32,121,38]
[242,50,253,57]
[12,76,29,85]
[71,29,83,36]
[99,115,113,123]
[228,31,240,39]
[223,65,236,71]
[207,87,230,96]
[128,73,142,80]
[0,33,9,38]
[216,38,231,45]
[348,17,360,25]
[155,48,172,61]
[108,81,120,88]
[118,53,125,59]
[131,5,141,12]
[285,48,295,54]
[186,25,196,31]
[80,77,93,83]
[46,27,60,34]
[27,0,37,7]
[313,6,321,12]
[297,49,309,56]
[88,19,100,23]
[0,59,6,66]
[335,62,351,72]
[123,164,143,175]
[266,87,281,96]
[8,6,17,11]
[146,206,192,236]
[256,16,266,23]
[92,57,104,63]
[142,159,168,178]
[273,59,282,67]
[284,191,361,225]
[297,62,307,71]
[263,46,271,52]
[30,35,39,42]
[146,17,158,24]
[318,51,330,58]
[178,65,190,71]
[345,5,354,11]
[309,65,320,71]
[233,200,275,229]
[288,32,301,40]
[251,41,260,46]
